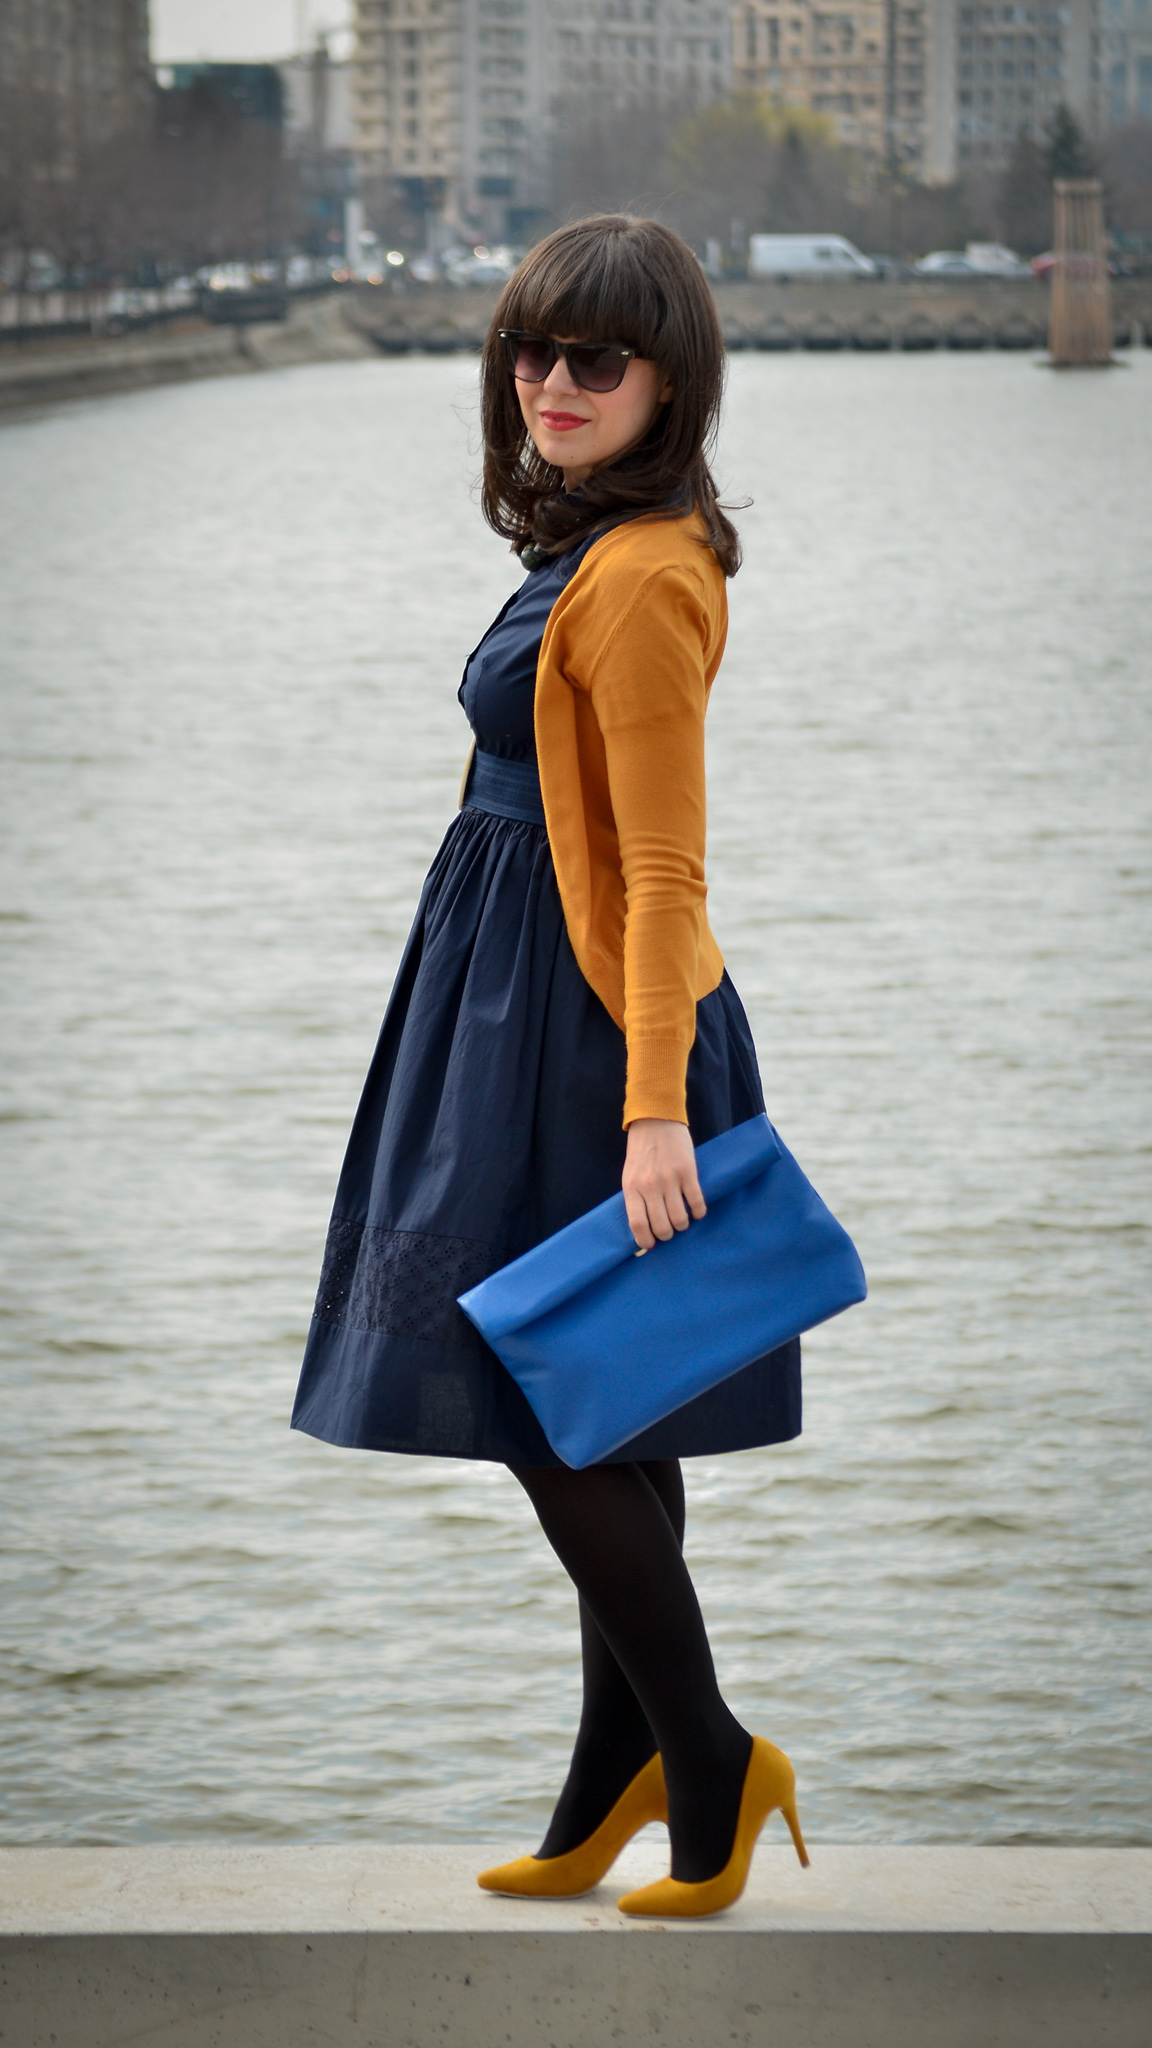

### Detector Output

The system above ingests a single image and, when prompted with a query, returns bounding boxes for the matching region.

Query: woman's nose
[542,351,580,399]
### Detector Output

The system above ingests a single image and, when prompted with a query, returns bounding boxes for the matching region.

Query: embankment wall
[2,1843,1149,2048]
[3,278,1150,418]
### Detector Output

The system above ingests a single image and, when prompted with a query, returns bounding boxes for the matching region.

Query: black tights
[510,1458,753,1883]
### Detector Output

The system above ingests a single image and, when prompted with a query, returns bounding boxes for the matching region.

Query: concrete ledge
[2,1843,1149,2047]
[345,277,1152,357]
[0,296,374,415]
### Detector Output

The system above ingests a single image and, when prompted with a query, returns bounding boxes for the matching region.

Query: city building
[352,0,732,244]
[552,0,733,111]
[0,0,151,144]
[281,43,356,151]
[280,41,358,258]
[156,63,285,128]
[951,0,1099,171]
[731,0,1101,179]
[1100,0,1152,125]
[731,0,889,160]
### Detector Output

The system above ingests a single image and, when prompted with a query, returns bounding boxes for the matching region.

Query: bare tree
[996,130,1051,253]
[0,73,302,285]
[548,94,991,260]
[550,95,690,222]
[1104,120,1152,239]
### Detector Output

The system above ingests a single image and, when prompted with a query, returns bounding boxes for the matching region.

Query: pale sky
[151,0,353,64]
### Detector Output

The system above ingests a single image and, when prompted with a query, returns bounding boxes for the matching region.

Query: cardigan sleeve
[583,560,714,1125]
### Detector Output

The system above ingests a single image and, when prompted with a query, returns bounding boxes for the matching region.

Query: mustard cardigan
[534,511,728,1128]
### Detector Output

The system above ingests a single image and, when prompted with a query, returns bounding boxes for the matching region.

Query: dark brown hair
[480,215,740,577]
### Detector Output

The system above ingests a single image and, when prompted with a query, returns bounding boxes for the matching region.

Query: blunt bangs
[501,229,670,363]
[480,215,739,577]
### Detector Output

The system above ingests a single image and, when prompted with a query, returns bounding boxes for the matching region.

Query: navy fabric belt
[463,748,546,827]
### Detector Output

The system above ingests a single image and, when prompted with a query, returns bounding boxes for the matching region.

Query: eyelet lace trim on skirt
[313,1218,507,1344]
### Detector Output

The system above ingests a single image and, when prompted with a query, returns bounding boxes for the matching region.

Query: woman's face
[514,336,673,488]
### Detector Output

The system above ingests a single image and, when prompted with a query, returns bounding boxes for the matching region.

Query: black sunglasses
[498,329,638,394]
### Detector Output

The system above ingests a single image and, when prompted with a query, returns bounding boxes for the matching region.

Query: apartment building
[552,0,733,109]
[732,0,1099,177]
[1100,0,1152,124]
[0,0,151,143]
[353,0,731,239]
[731,1,888,159]
[948,0,1097,169]
[354,0,545,234]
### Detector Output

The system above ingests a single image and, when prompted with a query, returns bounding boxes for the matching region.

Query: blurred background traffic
[1,0,1150,336]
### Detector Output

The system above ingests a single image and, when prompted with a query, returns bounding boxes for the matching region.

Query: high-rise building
[730,0,1100,179]
[731,0,889,160]
[1100,0,1152,126]
[0,0,151,144]
[353,0,547,239]
[281,45,356,152]
[950,0,1099,171]
[352,0,731,241]
[553,0,733,110]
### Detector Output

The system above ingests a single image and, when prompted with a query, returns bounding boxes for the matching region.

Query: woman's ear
[659,378,674,404]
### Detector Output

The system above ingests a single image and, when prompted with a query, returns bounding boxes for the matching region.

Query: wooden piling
[1048,179,1113,367]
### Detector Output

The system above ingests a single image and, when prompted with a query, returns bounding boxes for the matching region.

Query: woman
[292,215,809,1917]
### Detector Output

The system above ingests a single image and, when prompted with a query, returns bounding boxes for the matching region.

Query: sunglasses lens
[509,335,555,382]
[569,345,629,393]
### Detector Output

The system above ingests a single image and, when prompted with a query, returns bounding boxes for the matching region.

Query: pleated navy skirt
[291,795,801,1466]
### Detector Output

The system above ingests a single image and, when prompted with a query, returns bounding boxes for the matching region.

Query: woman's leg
[511,1459,753,1883]
[534,1459,684,1858]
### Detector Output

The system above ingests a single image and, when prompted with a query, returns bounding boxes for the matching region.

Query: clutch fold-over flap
[695,1112,780,1204]
[459,1114,780,1342]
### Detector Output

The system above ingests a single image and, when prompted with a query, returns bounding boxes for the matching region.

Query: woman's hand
[623,1118,707,1252]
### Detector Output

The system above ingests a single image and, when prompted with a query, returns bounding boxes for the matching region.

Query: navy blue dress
[291,542,801,1465]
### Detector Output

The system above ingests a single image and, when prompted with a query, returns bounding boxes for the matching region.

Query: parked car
[747,234,877,280]
[866,254,917,280]
[914,250,978,276]
[444,244,518,287]
[964,242,1031,276]
[917,243,1030,278]
[1031,249,1121,279]
[199,262,288,323]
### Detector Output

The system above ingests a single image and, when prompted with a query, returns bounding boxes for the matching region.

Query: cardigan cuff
[622,1034,693,1128]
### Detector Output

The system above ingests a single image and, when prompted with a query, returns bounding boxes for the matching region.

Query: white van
[747,235,877,280]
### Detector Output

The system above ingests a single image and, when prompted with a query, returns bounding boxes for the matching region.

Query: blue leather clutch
[459,1113,866,1468]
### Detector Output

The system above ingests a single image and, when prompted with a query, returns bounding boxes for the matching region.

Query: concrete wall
[0,297,375,416]
[2,1843,1150,2047]
[347,279,1152,353]
[3,279,1151,419]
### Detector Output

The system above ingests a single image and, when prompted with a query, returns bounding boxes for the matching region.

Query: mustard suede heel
[615,1736,808,1919]
[477,1753,667,1898]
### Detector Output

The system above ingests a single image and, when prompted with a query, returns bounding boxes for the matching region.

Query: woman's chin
[535,431,593,471]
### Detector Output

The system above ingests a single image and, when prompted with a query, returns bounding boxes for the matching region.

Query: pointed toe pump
[477,1752,667,1899]
[615,1736,808,1920]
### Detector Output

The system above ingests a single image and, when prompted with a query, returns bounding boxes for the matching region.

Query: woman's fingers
[624,1190,656,1252]
[622,1118,707,1251]
[624,1173,705,1247]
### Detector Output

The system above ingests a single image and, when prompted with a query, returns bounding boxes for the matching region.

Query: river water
[1,352,1149,1849]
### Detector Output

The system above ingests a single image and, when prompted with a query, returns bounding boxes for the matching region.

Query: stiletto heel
[782,1797,810,1869]
[477,1752,667,1898]
[615,1736,808,1919]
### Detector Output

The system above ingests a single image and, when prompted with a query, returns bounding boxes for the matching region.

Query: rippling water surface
[1,352,1149,1848]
